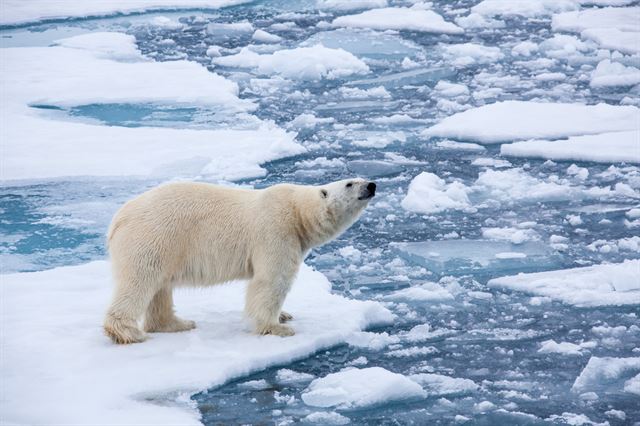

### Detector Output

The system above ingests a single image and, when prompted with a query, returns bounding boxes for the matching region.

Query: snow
[572,357,640,393]
[212,45,370,80]
[1,261,393,424]
[2,32,304,182]
[590,60,640,88]
[488,259,640,307]
[472,0,579,17]
[332,7,463,34]
[422,101,640,144]
[0,0,251,26]
[301,367,426,409]
[401,172,471,214]
[441,43,504,67]
[501,130,640,164]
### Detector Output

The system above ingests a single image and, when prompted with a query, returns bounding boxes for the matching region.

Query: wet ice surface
[2,0,640,424]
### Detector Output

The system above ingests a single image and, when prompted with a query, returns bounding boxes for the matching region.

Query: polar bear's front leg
[245,272,296,337]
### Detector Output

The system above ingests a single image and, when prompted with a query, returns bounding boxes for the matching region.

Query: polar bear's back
[107,182,267,285]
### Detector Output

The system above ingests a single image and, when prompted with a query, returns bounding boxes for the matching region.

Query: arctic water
[1,0,639,424]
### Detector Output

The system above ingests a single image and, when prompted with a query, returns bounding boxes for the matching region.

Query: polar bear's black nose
[367,182,376,195]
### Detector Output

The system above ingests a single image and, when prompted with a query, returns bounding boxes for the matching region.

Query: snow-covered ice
[1,32,303,181]
[572,356,640,393]
[422,101,640,144]
[0,0,252,26]
[501,130,640,164]
[332,7,463,34]
[301,367,426,409]
[1,262,392,424]
[212,44,370,80]
[489,260,640,307]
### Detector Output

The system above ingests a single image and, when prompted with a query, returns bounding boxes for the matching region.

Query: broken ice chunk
[392,240,561,276]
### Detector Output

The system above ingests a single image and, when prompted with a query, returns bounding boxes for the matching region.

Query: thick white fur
[104,178,373,344]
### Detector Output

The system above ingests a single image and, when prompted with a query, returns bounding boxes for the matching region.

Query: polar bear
[104,178,376,344]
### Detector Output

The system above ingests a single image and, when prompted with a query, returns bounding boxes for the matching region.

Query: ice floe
[572,356,640,393]
[472,0,579,18]
[401,172,472,214]
[441,43,504,67]
[212,44,370,80]
[301,367,426,409]
[489,259,640,307]
[1,261,392,424]
[501,130,640,164]
[422,101,640,144]
[409,374,478,396]
[0,0,251,26]
[2,32,303,181]
[332,7,463,34]
[590,60,640,88]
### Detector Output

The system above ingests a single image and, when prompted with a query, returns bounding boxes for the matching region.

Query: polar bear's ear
[320,189,328,198]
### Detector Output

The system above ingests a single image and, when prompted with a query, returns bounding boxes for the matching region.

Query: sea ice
[2,32,303,181]
[392,240,560,276]
[301,367,426,409]
[501,130,640,164]
[538,340,593,356]
[590,60,640,88]
[422,101,640,144]
[0,0,251,25]
[441,43,504,67]
[212,44,370,80]
[409,374,478,396]
[489,259,640,307]
[552,6,640,33]
[316,0,388,11]
[472,0,579,17]
[385,282,454,302]
[401,172,472,214]
[581,28,640,55]
[301,28,422,60]
[572,356,640,393]
[332,7,463,34]
[0,262,392,424]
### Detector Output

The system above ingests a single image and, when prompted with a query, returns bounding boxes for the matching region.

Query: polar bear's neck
[292,191,342,252]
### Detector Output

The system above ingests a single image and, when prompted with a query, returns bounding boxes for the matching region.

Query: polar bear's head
[318,177,376,236]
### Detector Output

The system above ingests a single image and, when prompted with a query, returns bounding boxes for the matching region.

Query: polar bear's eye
[346,182,353,188]
[321,189,328,198]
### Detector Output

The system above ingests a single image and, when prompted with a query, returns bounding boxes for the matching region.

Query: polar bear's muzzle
[358,182,376,200]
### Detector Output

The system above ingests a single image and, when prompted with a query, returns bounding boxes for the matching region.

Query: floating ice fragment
[276,369,315,384]
[441,43,504,67]
[332,8,463,34]
[385,282,454,302]
[409,374,478,396]
[423,101,640,144]
[302,28,421,59]
[303,411,351,425]
[401,172,472,214]
[572,356,640,393]
[473,0,578,17]
[301,367,426,409]
[489,260,640,307]
[501,131,640,164]
[212,45,370,80]
[348,67,455,87]
[393,240,561,276]
[590,60,640,88]
[252,29,282,43]
[316,0,387,11]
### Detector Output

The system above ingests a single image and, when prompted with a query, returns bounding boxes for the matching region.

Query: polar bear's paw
[144,316,196,333]
[279,311,293,323]
[260,324,295,337]
[104,315,147,344]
